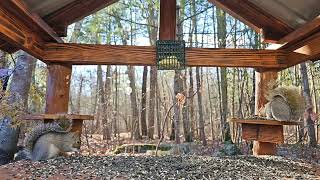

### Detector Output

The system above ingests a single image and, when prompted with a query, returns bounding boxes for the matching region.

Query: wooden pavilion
[0,0,319,155]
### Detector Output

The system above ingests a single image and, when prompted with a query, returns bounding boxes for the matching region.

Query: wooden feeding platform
[230,118,301,156]
[21,114,94,134]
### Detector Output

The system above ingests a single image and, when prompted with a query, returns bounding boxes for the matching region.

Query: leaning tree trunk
[140,66,148,137]
[0,51,35,165]
[300,62,316,147]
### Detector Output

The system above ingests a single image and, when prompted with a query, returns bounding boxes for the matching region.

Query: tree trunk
[196,67,207,146]
[127,66,141,140]
[300,63,316,147]
[148,66,157,139]
[141,66,148,137]
[0,51,36,164]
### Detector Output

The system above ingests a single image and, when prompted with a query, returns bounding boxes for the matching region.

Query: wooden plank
[44,0,119,36]
[22,114,94,120]
[43,43,289,68]
[0,0,65,57]
[278,16,320,45]
[0,7,43,58]
[159,0,176,40]
[252,141,277,156]
[242,124,284,144]
[45,64,72,114]
[0,0,62,43]
[230,118,301,126]
[207,0,294,42]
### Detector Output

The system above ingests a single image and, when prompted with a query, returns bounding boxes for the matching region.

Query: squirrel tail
[24,122,67,151]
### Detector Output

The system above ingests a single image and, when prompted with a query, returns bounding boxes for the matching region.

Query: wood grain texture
[159,0,176,40]
[242,124,284,144]
[44,0,118,36]
[0,0,65,57]
[208,0,294,42]
[278,16,320,45]
[0,7,43,58]
[230,118,301,126]
[45,63,72,114]
[43,43,289,68]
[0,0,62,42]
[252,141,277,156]
[255,71,278,114]
[22,114,94,120]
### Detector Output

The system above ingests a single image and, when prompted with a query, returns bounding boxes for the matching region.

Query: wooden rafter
[207,0,294,43]
[43,43,292,69]
[0,0,62,43]
[0,0,63,58]
[44,0,119,36]
[267,16,320,66]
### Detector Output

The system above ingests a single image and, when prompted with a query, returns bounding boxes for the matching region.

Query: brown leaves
[175,93,185,108]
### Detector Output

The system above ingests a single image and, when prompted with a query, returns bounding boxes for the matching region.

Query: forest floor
[0,134,319,179]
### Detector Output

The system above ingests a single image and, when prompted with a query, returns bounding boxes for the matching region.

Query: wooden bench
[230,118,301,155]
[21,114,94,135]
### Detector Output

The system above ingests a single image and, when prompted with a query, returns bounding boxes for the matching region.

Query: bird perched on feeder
[158,55,181,69]
[264,86,305,121]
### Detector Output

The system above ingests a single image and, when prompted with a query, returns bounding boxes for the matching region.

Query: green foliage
[0,91,24,128]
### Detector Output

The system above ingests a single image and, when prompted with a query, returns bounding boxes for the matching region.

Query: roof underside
[249,0,320,29]
[24,0,76,17]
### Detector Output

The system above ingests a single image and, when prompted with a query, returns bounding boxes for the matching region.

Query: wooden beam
[265,16,320,67]
[44,0,119,37]
[254,71,278,155]
[277,16,320,46]
[159,0,176,40]
[208,0,294,43]
[230,119,301,126]
[43,43,289,68]
[0,0,64,57]
[22,114,94,121]
[0,0,62,43]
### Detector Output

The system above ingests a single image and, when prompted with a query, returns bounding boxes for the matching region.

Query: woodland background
[1,0,319,150]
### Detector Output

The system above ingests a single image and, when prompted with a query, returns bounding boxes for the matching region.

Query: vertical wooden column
[253,71,278,155]
[159,0,176,40]
[45,63,81,134]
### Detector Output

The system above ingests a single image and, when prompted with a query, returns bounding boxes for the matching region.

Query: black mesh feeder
[156,40,185,70]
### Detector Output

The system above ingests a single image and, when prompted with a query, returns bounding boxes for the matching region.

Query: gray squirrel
[15,122,80,161]
[264,86,305,121]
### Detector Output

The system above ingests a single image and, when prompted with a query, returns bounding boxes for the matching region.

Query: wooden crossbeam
[207,0,294,43]
[0,0,63,58]
[266,16,320,66]
[22,114,94,121]
[44,0,119,36]
[43,43,290,68]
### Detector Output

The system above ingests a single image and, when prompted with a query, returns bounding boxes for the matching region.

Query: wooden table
[21,114,94,135]
[230,118,301,155]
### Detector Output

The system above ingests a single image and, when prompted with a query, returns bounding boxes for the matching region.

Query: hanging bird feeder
[156,40,185,70]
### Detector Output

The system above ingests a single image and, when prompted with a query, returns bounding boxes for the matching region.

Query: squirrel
[264,85,305,121]
[15,122,81,161]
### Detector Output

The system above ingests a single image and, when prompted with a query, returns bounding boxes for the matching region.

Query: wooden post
[253,71,278,155]
[45,63,82,134]
[159,0,176,40]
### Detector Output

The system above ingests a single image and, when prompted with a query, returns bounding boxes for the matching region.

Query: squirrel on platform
[15,122,80,161]
[264,84,305,121]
